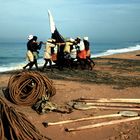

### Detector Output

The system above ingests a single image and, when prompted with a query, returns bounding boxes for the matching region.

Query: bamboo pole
[65,116,140,132]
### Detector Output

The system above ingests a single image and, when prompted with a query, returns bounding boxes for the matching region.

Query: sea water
[0,41,140,72]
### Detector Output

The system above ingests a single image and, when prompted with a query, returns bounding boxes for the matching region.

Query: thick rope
[7,71,56,106]
[0,97,50,140]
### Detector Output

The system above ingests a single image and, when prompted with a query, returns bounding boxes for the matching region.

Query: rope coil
[0,97,50,140]
[7,71,56,106]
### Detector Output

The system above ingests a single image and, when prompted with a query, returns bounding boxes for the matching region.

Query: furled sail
[48,10,65,43]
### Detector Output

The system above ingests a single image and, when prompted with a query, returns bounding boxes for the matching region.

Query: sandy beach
[1,50,140,140]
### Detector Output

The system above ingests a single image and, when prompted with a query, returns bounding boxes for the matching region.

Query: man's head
[28,35,33,40]
[83,37,88,41]
[75,36,81,43]
[33,36,38,41]
[47,38,56,43]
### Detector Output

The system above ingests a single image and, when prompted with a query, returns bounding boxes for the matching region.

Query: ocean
[0,41,140,72]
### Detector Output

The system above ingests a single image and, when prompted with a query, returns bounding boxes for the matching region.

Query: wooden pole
[74,105,140,111]
[65,116,140,132]
[45,114,121,126]
[78,98,140,104]
[85,102,140,108]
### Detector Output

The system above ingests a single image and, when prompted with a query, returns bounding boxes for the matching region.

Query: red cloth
[51,53,57,61]
[78,50,86,59]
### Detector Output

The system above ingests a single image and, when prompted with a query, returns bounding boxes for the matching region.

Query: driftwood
[78,98,140,104]
[65,116,140,132]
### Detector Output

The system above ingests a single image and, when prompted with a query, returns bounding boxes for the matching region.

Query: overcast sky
[0,0,140,43]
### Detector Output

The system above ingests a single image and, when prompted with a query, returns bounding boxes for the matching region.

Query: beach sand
[1,50,140,140]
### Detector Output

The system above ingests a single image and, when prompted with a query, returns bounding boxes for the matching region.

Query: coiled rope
[7,71,56,106]
[0,97,50,140]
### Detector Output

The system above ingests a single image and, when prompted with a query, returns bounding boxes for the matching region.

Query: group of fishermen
[23,35,95,71]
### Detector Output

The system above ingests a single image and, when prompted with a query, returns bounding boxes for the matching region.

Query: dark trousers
[23,62,34,70]
[57,52,64,70]
[42,59,52,71]
[86,57,95,70]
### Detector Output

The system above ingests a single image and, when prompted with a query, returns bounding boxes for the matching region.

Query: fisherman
[56,42,65,70]
[23,35,34,70]
[70,40,77,60]
[75,37,86,69]
[64,38,74,54]
[56,38,75,68]
[63,38,75,68]
[51,44,58,64]
[70,41,77,68]
[31,36,42,70]
[42,38,56,71]
[23,35,42,70]
[83,36,95,70]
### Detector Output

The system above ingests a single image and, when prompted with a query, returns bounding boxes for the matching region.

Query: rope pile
[6,71,56,106]
[0,97,50,140]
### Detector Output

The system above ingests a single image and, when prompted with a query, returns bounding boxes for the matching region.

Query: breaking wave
[91,44,140,58]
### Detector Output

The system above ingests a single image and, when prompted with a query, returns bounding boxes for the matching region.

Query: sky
[0,0,140,43]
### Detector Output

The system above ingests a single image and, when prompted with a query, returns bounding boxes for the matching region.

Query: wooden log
[79,98,140,104]
[43,114,121,127]
[65,116,140,132]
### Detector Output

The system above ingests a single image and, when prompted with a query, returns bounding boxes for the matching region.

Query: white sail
[47,10,65,43]
[48,10,55,34]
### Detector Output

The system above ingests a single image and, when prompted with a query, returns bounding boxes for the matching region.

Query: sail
[48,10,65,43]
